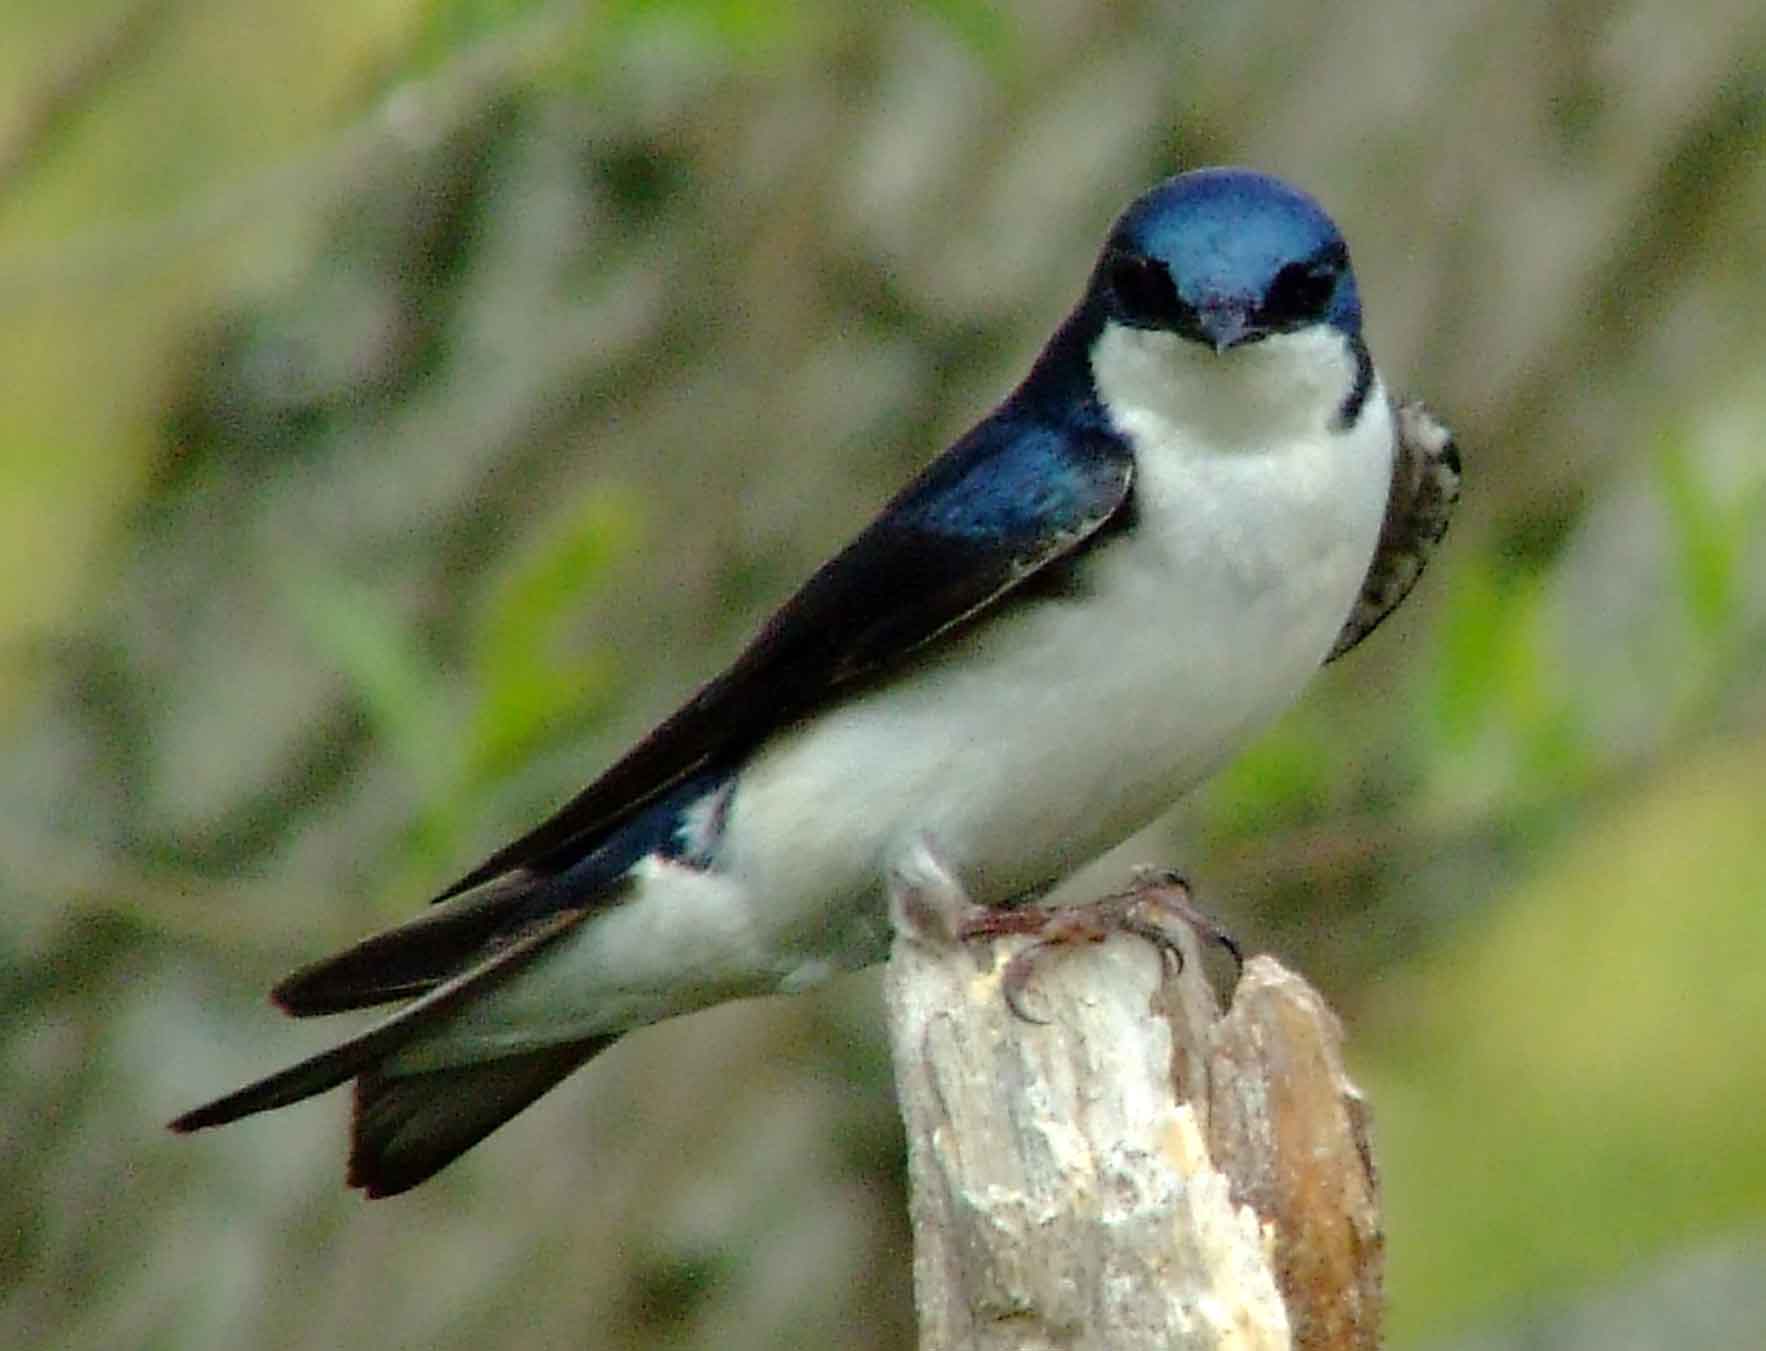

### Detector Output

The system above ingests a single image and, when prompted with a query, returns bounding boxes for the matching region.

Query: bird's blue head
[1098,168,1362,353]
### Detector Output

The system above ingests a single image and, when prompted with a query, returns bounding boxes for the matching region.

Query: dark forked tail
[347,1037,617,1197]
[171,904,617,1196]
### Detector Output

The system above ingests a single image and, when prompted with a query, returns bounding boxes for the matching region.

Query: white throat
[1090,320,1364,452]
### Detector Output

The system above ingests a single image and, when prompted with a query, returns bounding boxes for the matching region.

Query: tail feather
[170,906,591,1135]
[348,1036,618,1198]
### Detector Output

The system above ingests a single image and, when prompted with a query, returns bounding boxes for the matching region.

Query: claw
[957,870,1244,1021]
[1129,869,1244,974]
[1000,944,1056,1024]
[1115,913,1189,975]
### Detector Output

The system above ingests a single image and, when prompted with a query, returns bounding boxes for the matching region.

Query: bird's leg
[958,868,1243,1022]
[884,835,973,949]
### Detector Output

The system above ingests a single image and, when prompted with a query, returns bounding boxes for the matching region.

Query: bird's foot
[958,869,1242,1023]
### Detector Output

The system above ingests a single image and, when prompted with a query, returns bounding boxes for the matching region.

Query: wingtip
[168,1090,259,1135]
[268,869,552,1018]
[268,967,347,1017]
[268,955,365,1017]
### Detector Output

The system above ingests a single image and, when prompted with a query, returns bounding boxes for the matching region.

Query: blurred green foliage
[1368,733,1766,1340]
[1656,444,1746,639]
[3,2,1764,1350]
[282,486,641,893]
[1428,550,1597,818]
[469,488,641,781]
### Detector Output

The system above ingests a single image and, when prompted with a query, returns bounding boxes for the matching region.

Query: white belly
[426,335,1395,1057]
[719,385,1394,965]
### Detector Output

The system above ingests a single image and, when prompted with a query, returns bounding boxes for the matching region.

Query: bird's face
[1083,169,1374,447]
[1097,168,1363,355]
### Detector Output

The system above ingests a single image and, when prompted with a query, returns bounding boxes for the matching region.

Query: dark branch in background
[885,870,1382,1350]
[0,1,577,299]
[0,0,182,211]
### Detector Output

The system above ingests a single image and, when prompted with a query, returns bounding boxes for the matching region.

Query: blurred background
[3,1,1764,1347]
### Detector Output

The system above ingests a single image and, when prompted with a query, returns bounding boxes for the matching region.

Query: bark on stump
[884,885,1382,1350]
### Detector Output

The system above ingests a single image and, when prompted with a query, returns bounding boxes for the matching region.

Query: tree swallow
[172,167,1460,1197]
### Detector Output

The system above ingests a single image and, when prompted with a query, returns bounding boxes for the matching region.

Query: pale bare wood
[884,866,1381,1350]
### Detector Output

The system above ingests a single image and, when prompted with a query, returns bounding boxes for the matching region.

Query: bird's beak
[1196,297,1259,353]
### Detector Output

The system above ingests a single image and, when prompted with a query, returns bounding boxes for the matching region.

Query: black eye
[1108,252,1186,327]
[1261,253,1340,327]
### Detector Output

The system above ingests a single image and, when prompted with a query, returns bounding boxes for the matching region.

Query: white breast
[719,320,1394,962]
[425,320,1397,1054]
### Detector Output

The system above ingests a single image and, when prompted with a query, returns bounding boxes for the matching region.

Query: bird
[171,167,1460,1197]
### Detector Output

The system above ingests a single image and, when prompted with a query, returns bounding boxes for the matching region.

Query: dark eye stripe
[1107,251,1193,329]
[1260,244,1342,328]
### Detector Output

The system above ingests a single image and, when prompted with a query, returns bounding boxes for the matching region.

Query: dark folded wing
[435,416,1135,902]
[1326,397,1461,663]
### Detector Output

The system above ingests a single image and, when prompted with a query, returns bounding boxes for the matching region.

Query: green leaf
[281,566,454,791]
[1429,558,1511,747]
[465,487,640,783]
[281,564,468,879]
[1653,438,1742,639]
